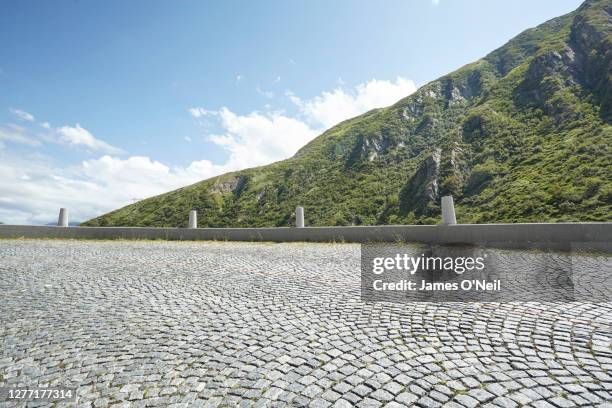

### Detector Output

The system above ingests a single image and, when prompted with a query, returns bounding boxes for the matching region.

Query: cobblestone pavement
[0,239,611,408]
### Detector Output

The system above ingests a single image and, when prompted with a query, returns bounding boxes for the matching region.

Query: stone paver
[0,240,610,407]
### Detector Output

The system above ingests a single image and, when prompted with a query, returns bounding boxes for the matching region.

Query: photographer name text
[372,279,501,291]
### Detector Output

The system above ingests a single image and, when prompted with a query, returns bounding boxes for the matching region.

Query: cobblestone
[0,240,610,407]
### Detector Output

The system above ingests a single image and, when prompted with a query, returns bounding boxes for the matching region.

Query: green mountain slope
[84,0,612,228]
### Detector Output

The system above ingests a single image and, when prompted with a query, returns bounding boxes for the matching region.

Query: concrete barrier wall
[0,223,610,251]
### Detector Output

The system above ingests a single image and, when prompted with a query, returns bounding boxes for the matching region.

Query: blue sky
[0,0,583,224]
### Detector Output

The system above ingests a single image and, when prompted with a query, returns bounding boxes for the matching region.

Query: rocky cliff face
[399,149,441,216]
[570,1,612,121]
[84,0,611,228]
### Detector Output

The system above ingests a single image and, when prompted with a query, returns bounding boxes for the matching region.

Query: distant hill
[84,0,611,228]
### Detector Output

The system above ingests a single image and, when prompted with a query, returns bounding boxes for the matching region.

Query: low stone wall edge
[0,223,610,251]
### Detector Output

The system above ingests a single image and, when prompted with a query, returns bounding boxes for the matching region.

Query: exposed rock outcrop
[209,175,249,197]
[399,149,441,216]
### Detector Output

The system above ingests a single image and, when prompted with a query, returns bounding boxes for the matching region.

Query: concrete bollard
[441,196,457,225]
[188,210,197,229]
[57,208,69,227]
[295,206,304,228]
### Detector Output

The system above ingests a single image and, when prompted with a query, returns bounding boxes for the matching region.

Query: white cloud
[9,108,35,122]
[0,124,41,147]
[208,107,318,170]
[56,124,123,154]
[432,0,440,4]
[0,154,225,225]
[184,136,192,142]
[189,107,216,118]
[1,114,122,155]
[81,155,217,188]
[236,74,243,83]
[256,86,274,99]
[291,76,417,129]
[284,90,302,107]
